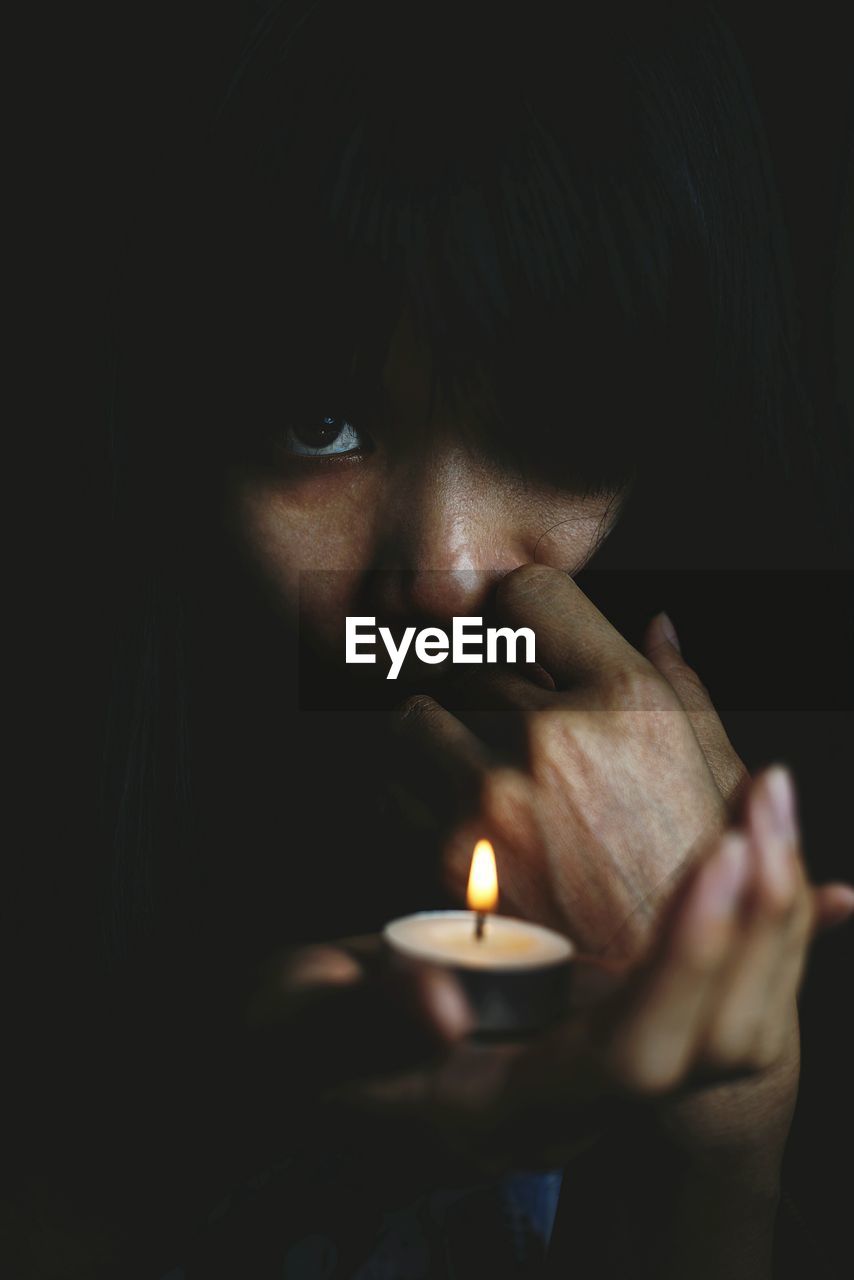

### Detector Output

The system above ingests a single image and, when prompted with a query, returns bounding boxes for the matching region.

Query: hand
[237,784,853,1194]
[380,565,854,1185]
[387,563,747,960]
[548,769,854,1280]
[617,764,854,1192]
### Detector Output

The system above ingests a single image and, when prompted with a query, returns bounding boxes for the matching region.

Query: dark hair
[102,0,850,975]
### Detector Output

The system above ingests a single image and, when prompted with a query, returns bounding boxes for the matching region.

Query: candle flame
[467,839,498,913]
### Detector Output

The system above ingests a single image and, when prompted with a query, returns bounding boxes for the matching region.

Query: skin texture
[9,320,850,1280]
[222,308,626,653]
[218,310,854,1277]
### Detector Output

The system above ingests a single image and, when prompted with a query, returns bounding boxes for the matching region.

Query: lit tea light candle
[469,837,498,942]
[383,839,575,1034]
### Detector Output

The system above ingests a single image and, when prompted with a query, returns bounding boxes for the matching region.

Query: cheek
[530,495,625,573]
[223,465,378,651]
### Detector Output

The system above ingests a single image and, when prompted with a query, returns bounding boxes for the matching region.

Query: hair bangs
[195,0,797,498]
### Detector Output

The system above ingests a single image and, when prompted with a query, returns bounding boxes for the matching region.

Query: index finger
[494,564,646,691]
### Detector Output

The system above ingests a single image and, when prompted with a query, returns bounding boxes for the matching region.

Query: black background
[24,1,854,1274]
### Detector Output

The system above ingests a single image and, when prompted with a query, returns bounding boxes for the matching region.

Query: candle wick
[474,911,486,941]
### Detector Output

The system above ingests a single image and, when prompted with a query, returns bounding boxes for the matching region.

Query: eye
[282,415,369,458]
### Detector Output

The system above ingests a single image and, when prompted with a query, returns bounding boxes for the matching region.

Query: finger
[493,563,650,693]
[278,943,365,990]
[386,691,492,814]
[401,962,477,1043]
[742,768,819,1059]
[746,767,803,910]
[812,883,854,932]
[642,611,749,807]
[438,664,553,762]
[595,831,753,1093]
[249,945,474,1088]
[246,943,365,1029]
[739,768,840,1066]
[698,769,809,1067]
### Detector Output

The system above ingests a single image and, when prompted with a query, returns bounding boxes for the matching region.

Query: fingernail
[657,611,681,653]
[763,766,797,844]
[700,833,751,917]
[755,828,796,900]
[750,768,798,901]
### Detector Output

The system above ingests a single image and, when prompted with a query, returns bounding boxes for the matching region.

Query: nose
[365,438,531,624]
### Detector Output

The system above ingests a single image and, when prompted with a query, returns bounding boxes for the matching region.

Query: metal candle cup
[382,909,575,1035]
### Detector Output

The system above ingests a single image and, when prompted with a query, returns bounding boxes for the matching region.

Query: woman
[10,1,852,1276]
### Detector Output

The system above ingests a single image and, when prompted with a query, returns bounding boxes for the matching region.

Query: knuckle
[703,1029,754,1070]
[600,662,672,711]
[529,708,580,766]
[744,1039,779,1073]
[605,1042,683,1096]
[705,1031,777,1075]
[527,709,602,793]
[755,876,799,922]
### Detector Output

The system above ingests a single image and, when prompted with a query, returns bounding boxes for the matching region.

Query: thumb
[248,941,473,1085]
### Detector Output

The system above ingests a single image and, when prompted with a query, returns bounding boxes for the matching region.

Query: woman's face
[222,308,626,681]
